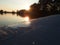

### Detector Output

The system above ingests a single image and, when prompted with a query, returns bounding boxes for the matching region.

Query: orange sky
[0,0,38,11]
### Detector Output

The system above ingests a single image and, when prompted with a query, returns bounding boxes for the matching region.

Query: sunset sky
[0,0,38,11]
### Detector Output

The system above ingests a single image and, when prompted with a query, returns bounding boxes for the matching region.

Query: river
[0,14,30,27]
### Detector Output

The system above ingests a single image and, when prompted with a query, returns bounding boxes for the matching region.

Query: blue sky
[0,0,39,11]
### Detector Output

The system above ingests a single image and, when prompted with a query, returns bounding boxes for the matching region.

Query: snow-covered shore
[0,15,60,45]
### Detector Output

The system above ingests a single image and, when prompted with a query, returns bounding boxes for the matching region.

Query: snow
[16,15,60,45]
[0,15,60,45]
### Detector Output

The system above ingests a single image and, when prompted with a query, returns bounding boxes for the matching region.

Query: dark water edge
[0,26,31,45]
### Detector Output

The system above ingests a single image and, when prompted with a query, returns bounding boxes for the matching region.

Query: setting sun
[24,6,30,10]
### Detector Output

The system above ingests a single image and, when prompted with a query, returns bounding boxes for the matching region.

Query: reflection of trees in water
[0,0,60,19]
[11,0,60,19]
[16,10,26,17]
[0,10,16,15]
[16,9,30,17]
[0,10,3,15]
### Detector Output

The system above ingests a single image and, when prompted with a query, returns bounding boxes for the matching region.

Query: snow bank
[16,15,60,45]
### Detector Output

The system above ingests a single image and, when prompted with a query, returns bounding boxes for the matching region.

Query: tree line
[0,0,60,19]
[29,0,60,19]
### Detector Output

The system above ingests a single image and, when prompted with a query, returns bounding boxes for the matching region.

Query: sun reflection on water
[24,16,30,21]
[24,16,31,25]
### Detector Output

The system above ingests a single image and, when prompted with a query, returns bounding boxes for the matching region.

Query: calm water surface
[0,14,30,27]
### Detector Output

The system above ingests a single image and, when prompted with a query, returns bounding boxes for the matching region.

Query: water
[0,14,30,27]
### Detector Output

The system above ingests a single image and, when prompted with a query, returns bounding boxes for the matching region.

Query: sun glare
[24,16,30,22]
[24,16,30,25]
[24,6,30,10]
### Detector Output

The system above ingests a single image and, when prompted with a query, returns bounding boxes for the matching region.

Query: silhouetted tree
[4,11,7,14]
[29,3,42,19]
[0,10,3,15]
[17,9,27,17]
[12,11,15,14]
[0,10,3,13]
[29,0,60,19]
